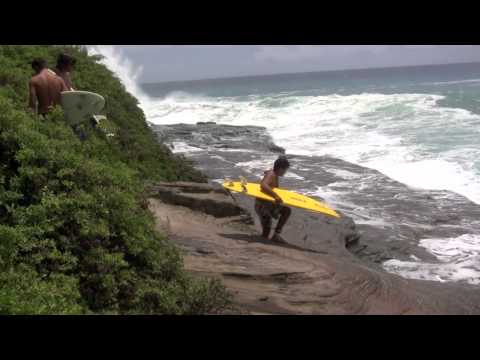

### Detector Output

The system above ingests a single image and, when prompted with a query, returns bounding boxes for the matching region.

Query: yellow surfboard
[222,178,340,218]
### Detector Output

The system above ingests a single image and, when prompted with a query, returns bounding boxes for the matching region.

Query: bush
[0,45,229,314]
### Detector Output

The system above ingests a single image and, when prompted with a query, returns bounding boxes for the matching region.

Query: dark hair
[31,58,47,70]
[274,156,290,171]
[56,53,76,70]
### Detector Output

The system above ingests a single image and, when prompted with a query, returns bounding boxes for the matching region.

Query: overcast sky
[115,45,480,83]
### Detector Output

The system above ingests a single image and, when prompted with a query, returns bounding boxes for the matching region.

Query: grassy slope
[0,45,229,314]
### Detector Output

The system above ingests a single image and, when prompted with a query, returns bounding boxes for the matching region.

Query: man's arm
[28,80,37,114]
[66,73,74,91]
[260,172,282,203]
[59,77,68,92]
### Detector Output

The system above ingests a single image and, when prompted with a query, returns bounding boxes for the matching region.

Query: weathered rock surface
[148,182,253,222]
[148,182,480,314]
[151,122,480,283]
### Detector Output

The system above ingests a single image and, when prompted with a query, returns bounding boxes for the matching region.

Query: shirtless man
[29,58,68,116]
[255,156,292,243]
[54,53,76,91]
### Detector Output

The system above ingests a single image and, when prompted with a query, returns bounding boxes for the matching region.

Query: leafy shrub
[0,45,229,314]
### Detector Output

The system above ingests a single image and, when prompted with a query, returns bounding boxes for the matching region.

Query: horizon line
[141,61,480,85]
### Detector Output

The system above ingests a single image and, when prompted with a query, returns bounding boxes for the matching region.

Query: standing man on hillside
[29,58,68,116]
[54,53,76,91]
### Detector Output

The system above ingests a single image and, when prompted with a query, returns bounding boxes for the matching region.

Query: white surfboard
[61,91,105,126]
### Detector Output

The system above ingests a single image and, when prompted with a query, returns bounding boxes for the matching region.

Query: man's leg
[260,215,272,239]
[255,203,272,239]
[272,206,291,242]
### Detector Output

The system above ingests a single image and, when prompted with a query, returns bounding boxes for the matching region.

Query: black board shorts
[254,199,282,221]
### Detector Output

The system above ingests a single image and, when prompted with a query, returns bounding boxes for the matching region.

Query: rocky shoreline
[147,121,480,313]
[148,181,480,314]
[153,123,480,267]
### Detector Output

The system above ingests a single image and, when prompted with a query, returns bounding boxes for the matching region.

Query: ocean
[141,63,480,205]
[89,46,480,286]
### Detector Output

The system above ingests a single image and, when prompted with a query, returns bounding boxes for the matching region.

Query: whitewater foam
[324,168,361,180]
[426,78,480,86]
[284,172,305,181]
[170,142,204,153]
[383,234,480,284]
[142,91,480,205]
[235,157,278,177]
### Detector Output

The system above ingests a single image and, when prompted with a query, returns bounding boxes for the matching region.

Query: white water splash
[87,45,154,118]
[384,234,480,284]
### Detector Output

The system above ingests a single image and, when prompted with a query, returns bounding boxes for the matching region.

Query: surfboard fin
[239,176,248,192]
[91,114,107,124]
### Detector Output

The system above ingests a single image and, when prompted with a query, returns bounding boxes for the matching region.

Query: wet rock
[231,191,362,257]
[148,181,253,221]
[268,144,286,154]
[154,123,285,154]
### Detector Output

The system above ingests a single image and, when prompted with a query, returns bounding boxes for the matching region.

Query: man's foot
[260,234,270,242]
[270,233,287,244]
[261,229,271,241]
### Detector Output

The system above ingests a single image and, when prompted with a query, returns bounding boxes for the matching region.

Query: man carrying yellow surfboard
[255,156,292,243]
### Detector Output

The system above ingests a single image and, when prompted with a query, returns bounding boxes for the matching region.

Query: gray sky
[116,45,480,83]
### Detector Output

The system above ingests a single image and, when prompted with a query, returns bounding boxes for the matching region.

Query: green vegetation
[0,45,229,314]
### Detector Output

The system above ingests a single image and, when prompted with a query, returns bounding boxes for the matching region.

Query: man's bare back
[29,69,68,115]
